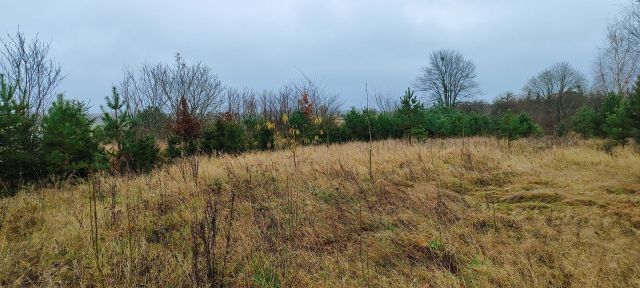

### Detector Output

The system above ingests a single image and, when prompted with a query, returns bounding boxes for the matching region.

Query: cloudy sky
[0,0,626,110]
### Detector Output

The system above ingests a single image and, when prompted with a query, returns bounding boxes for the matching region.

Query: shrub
[99,87,160,173]
[425,106,468,137]
[372,112,401,140]
[255,120,275,150]
[200,124,218,155]
[41,95,104,178]
[494,111,540,140]
[219,120,247,154]
[555,122,568,137]
[630,77,640,144]
[604,99,633,146]
[121,135,159,173]
[512,113,541,138]
[134,106,171,140]
[288,110,310,135]
[571,106,598,138]
[166,135,183,159]
[344,108,370,141]
[201,120,247,155]
[597,93,622,137]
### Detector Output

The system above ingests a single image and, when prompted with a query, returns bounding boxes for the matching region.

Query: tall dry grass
[1,137,639,287]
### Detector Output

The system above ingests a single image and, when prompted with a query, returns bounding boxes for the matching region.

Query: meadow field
[1,137,639,287]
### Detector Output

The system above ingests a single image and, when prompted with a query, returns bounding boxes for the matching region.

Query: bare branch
[415,49,480,107]
[592,20,640,96]
[0,31,65,116]
[120,54,224,121]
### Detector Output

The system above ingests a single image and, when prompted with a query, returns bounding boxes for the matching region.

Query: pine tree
[100,87,131,152]
[605,99,633,147]
[121,135,159,173]
[0,75,40,194]
[571,106,598,138]
[597,93,622,137]
[630,76,640,144]
[41,95,104,177]
[398,87,425,140]
[100,87,159,173]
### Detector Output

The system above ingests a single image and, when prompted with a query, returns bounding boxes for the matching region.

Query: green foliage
[100,87,159,173]
[597,93,622,137]
[604,99,633,146]
[555,122,568,137]
[0,76,40,194]
[220,121,246,154]
[424,107,492,137]
[200,124,217,155]
[121,135,159,173]
[251,258,281,288]
[100,87,131,151]
[398,88,425,140]
[184,139,199,156]
[344,108,371,141]
[567,89,639,146]
[571,106,598,138]
[630,77,640,144]
[41,95,104,178]
[372,112,401,139]
[425,107,464,137]
[343,103,535,142]
[166,135,183,159]
[288,110,310,135]
[494,111,541,140]
[255,120,276,150]
[200,119,247,155]
[323,121,351,143]
[511,113,541,138]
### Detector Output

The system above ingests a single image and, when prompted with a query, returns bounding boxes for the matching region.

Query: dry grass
[1,137,639,287]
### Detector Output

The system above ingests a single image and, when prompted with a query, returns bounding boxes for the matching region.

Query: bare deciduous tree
[291,75,341,121]
[622,0,640,48]
[121,54,224,121]
[593,22,639,96]
[373,89,398,112]
[415,49,480,107]
[224,87,260,119]
[0,31,65,116]
[240,89,258,119]
[491,91,518,116]
[524,62,587,131]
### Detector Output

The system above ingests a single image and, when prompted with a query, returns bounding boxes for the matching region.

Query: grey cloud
[0,0,624,110]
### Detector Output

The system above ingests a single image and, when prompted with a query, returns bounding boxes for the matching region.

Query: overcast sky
[0,0,626,111]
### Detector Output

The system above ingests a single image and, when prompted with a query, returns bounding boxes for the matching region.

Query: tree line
[1,1,640,195]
